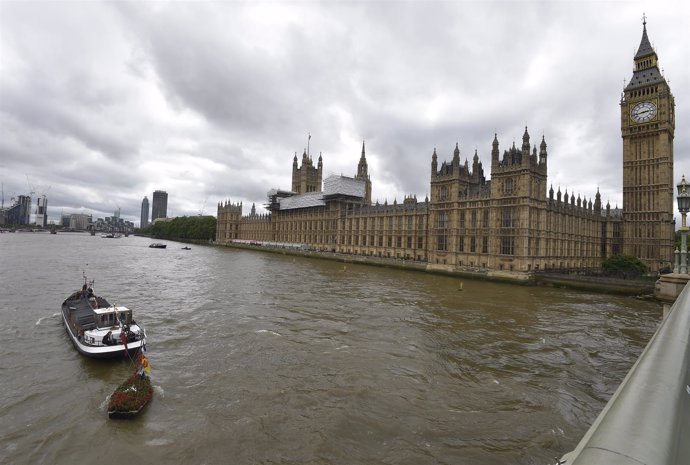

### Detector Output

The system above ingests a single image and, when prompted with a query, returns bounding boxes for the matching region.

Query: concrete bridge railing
[560,281,690,464]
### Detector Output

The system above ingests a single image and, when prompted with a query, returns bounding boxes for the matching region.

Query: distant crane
[25,174,35,196]
[198,196,208,216]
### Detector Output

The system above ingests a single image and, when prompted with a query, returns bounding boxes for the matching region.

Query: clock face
[630,101,657,123]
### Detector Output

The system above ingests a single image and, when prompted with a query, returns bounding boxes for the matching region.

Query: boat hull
[108,407,148,420]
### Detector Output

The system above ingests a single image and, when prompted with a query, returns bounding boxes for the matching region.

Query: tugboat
[149,243,166,249]
[61,276,146,358]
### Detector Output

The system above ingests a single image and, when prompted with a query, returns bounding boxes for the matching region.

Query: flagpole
[307,133,311,158]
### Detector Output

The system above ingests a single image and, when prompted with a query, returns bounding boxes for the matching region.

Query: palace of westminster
[217,22,676,274]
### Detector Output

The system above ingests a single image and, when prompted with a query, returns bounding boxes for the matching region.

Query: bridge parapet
[560,280,690,464]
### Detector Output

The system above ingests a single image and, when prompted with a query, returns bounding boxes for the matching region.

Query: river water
[0,232,660,465]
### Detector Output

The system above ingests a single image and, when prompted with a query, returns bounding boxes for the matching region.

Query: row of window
[436,235,514,255]
[435,234,604,257]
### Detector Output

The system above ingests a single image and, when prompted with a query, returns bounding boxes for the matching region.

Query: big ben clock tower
[621,18,675,272]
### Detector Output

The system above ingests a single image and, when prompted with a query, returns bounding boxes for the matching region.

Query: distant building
[36,196,48,228]
[5,195,31,225]
[140,196,149,228]
[69,213,91,231]
[151,190,168,222]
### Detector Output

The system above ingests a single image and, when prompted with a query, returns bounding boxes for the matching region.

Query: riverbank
[215,242,656,296]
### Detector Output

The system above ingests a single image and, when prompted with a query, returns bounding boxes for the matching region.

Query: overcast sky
[1,0,689,226]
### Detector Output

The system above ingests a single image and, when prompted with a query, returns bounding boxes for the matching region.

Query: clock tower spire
[621,18,675,272]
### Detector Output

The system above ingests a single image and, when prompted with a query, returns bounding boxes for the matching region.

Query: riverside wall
[215,242,656,296]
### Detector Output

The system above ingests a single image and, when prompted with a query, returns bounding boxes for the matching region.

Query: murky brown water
[0,232,660,464]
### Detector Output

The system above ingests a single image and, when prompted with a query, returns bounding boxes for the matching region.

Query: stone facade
[216,23,672,274]
[620,20,676,271]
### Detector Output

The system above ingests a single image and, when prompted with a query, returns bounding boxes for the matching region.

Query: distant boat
[149,243,166,249]
[181,246,191,250]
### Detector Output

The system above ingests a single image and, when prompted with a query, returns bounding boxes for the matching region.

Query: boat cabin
[93,306,132,329]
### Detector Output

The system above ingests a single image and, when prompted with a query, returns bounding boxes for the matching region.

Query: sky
[1,0,689,226]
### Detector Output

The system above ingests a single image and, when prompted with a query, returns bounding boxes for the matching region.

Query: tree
[142,216,216,241]
[601,254,647,277]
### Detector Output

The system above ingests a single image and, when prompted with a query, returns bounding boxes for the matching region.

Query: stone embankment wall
[216,242,656,296]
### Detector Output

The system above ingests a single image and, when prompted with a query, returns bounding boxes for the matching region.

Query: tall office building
[36,196,48,228]
[151,190,168,222]
[140,196,149,228]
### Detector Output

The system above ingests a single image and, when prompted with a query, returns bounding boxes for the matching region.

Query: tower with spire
[355,140,372,203]
[620,17,675,271]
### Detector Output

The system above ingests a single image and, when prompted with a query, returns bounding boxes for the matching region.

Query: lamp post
[676,175,690,274]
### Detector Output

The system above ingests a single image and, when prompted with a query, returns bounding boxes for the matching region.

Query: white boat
[61,278,146,359]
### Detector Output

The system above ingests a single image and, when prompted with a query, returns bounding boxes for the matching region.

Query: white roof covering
[278,175,366,211]
[279,191,325,210]
[323,175,366,197]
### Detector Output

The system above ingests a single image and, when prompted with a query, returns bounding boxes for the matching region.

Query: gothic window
[407,216,413,230]
[501,207,515,228]
[471,210,477,228]
[482,237,488,254]
[438,211,448,229]
[504,178,514,195]
[437,234,447,251]
[458,236,464,252]
[417,237,424,249]
[470,237,476,252]
[440,185,449,200]
[501,236,515,255]
[482,209,489,228]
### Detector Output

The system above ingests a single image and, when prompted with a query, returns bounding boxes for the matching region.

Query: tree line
[140,216,216,241]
